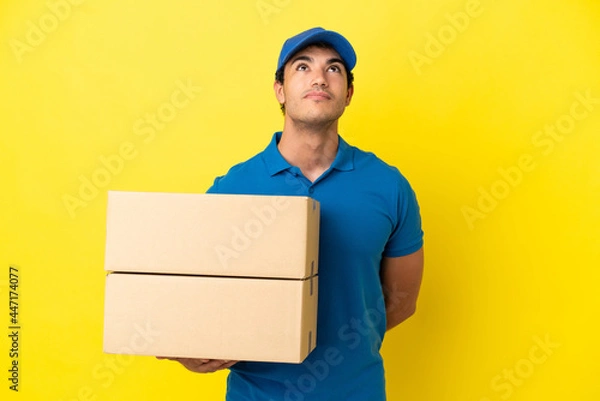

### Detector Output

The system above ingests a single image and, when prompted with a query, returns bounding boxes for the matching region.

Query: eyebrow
[290,55,345,66]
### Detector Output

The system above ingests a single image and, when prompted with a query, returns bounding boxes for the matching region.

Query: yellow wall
[2,0,599,400]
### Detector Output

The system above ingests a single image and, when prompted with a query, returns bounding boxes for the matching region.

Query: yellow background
[1,0,599,400]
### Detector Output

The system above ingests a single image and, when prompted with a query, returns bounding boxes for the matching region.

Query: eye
[328,65,342,73]
[296,63,308,71]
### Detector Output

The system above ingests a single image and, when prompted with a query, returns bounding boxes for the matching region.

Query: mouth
[304,91,331,100]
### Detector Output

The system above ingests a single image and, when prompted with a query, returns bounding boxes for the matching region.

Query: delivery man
[160,27,424,401]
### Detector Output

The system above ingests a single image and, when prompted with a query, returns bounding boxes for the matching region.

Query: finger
[189,358,210,363]
[178,360,208,372]
[166,358,237,373]
[202,359,230,372]
[219,360,238,369]
[178,359,218,373]
[172,357,209,364]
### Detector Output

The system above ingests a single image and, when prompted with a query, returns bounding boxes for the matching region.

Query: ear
[345,85,354,106]
[274,80,285,106]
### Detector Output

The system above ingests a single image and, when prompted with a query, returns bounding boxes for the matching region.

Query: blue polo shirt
[207,132,423,401]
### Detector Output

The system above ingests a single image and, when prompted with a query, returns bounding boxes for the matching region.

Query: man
[163,27,424,400]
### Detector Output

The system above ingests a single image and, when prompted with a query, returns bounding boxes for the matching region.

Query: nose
[310,69,327,88]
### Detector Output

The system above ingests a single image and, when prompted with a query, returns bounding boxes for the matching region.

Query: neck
[278,119,339,182]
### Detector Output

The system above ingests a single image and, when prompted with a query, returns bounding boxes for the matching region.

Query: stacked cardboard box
[102,191,320,363]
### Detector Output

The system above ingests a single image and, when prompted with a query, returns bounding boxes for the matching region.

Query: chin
[300,109,344,124]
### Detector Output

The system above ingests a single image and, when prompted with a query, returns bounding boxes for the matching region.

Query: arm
[380,247,424,331]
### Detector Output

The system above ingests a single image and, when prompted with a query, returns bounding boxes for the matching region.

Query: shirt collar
[262,131,354,177]
[263,132,292,176]
[331,134,354,172]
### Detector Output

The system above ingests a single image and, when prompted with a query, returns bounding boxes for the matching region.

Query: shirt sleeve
[205,176,222,194]
[383,175,424,257]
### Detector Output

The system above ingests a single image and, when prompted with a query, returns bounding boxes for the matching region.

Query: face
[274,45,354,127]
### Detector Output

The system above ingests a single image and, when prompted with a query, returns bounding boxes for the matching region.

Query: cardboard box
[104,191,320,278]
[103,272,318,363]
[102,191,320,363]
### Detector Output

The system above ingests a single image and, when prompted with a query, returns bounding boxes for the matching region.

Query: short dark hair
[275,42,354,114]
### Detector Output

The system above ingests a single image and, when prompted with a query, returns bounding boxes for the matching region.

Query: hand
[156,357,238,373]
